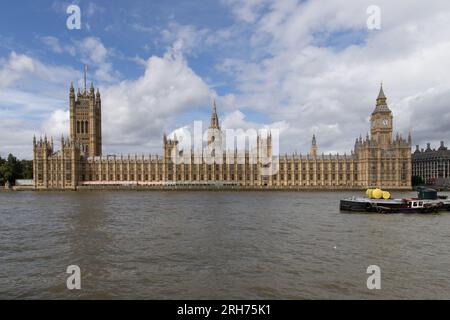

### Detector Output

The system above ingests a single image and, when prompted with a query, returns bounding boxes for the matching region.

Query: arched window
[77,121,80,134]
[85,121,89,134]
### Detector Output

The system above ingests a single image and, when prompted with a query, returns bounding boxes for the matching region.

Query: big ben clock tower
[370,83,393,149]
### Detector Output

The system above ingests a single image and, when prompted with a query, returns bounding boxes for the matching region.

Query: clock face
[382,119,389,127]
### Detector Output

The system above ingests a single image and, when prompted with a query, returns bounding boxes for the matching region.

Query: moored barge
[340,187,450,214]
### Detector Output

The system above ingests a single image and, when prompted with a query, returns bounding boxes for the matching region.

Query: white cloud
[40,36,64,54]
[222,110,286,132]
[86,2,104,17]
[77,37,119,83]
[0,118,37,159]
[41,109,70,139]
[159,21,235,57]
[40,36,119,84]
[79,37,108,64]
[0,52,35,87]
[0,43,215,158]
[4,1,450,159]
[223,0,270,23]
[0,51,77,90]
[0,52,75,158]
[40,36,76,56]
[161,23,210,56]
[216,0,450,153]
[100,45,212,154]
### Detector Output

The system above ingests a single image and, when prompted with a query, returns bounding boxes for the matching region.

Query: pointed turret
[373,82,391,113]
[377,82,386,100]
[70,82,75,97]
[210,100,220,129]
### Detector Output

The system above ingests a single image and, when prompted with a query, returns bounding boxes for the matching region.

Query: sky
[1,0,450,159]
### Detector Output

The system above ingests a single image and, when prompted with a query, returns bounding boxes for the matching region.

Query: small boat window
[412,202,417,207]
[419,202,423,206]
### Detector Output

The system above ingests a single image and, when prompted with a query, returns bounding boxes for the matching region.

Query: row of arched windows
[77,121,89,134]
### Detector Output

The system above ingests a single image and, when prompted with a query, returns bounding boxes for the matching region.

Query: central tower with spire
[210,100,220,129]
[370,83,393,149]
[207,100,222,149]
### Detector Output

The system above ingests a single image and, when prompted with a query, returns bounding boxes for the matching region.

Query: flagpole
[84,65,88,93]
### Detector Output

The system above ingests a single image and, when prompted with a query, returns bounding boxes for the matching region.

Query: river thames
[1,190,449,299]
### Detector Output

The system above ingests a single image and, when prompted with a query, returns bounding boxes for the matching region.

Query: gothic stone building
[412,141,450,185]
[33,82,412,190]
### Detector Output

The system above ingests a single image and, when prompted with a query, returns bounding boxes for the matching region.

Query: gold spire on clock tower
[370,83,393,149]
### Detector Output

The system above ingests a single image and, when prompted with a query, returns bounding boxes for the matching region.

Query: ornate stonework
[33,82,412,190]
[412,141,450,184]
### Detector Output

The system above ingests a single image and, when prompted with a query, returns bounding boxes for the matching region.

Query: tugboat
[340,187,448,214]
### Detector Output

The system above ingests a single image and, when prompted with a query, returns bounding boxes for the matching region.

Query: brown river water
[1,190,449,299]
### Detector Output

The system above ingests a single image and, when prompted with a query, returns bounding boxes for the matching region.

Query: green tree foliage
[0,154,33,186]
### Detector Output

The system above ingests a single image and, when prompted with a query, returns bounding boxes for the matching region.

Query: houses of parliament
[33,77,412,190]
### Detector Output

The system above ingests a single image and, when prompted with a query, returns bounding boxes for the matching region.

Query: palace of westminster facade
[32,79,412,190]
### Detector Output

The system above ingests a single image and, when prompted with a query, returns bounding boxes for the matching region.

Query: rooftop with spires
[413,141,450,161]
[210,99,220,129]
[69,65,101,101]
[372,83,391,114]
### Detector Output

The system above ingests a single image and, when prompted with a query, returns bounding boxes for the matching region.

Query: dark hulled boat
[340,187,450,214]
